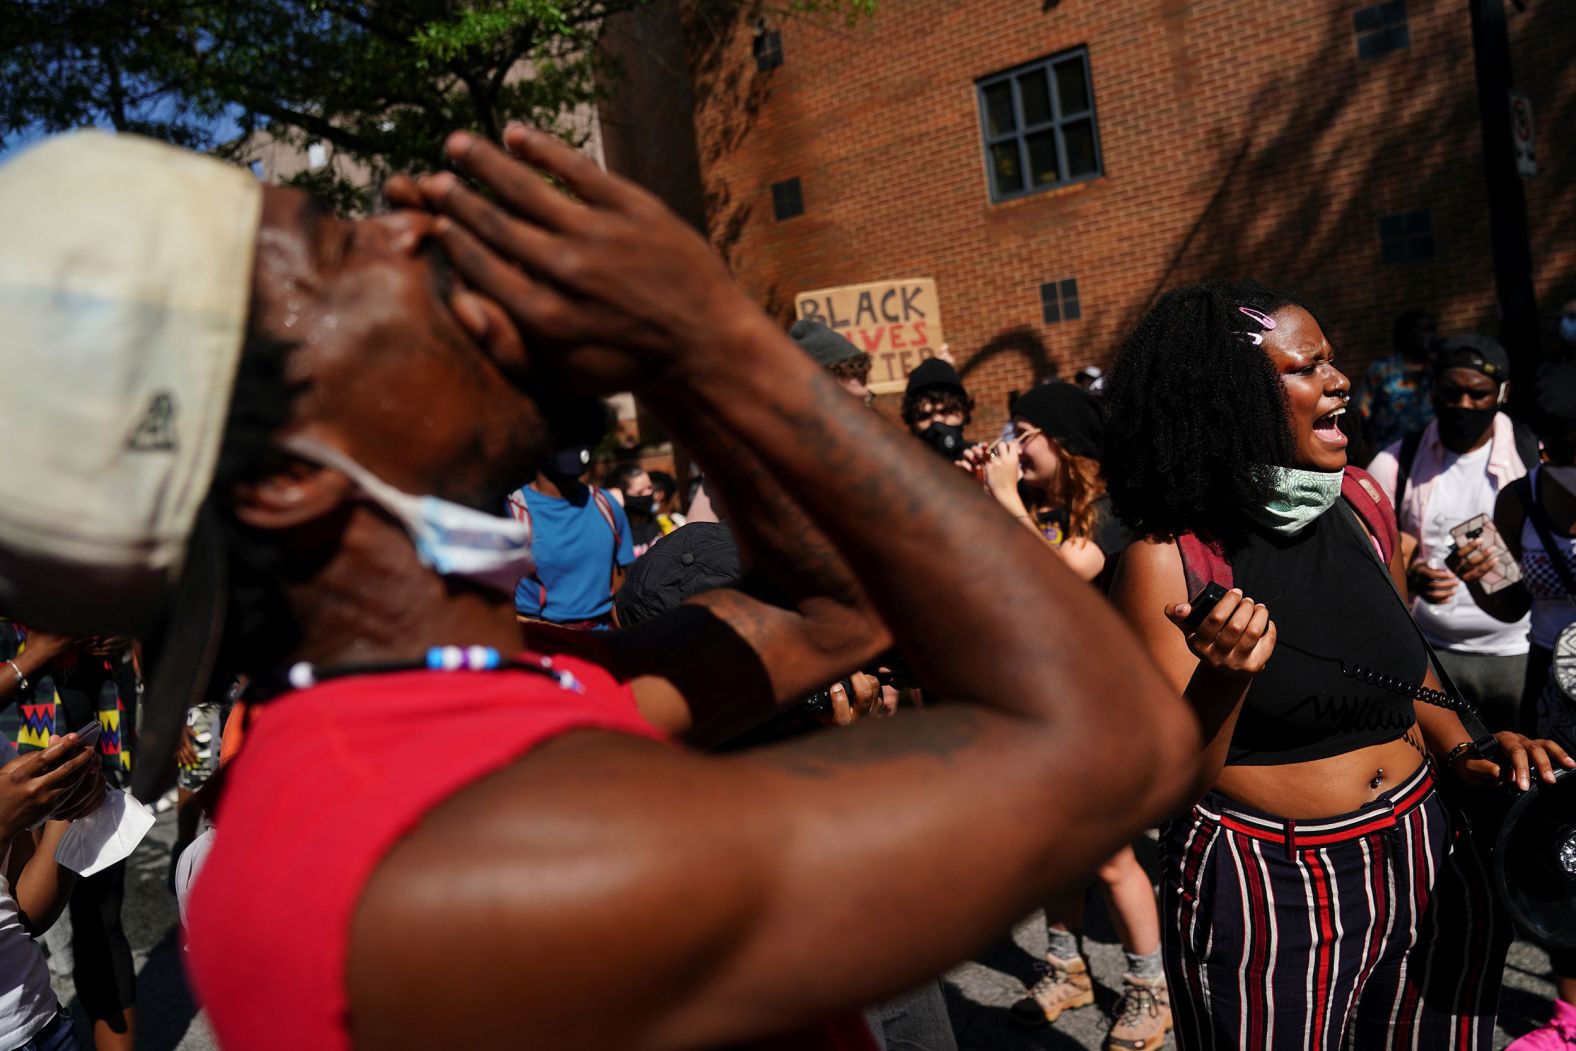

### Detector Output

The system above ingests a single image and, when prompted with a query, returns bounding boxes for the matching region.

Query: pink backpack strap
[590,488,622,549]
[1340,465,1397,566]
[507,491,548,611]
[1175,531,1232,599]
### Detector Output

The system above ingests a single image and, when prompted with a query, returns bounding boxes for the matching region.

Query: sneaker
[1106,972,1171,1051]
[1009,952,1095,1026]
[1507,999,1576,1050]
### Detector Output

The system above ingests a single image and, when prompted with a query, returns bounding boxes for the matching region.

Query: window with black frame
[976,48,1102,203]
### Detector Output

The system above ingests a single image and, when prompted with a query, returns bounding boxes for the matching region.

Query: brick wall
[662,0,1575,439]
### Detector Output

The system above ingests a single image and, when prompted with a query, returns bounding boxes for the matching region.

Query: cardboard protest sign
[795,278,945,394]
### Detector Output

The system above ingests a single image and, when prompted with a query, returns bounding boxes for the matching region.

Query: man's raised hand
[415,126,758,393]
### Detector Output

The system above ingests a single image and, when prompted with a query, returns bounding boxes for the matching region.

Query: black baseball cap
[1435,333,1511,385]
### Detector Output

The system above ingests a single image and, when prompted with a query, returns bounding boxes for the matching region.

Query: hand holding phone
[1449,514,1522,593]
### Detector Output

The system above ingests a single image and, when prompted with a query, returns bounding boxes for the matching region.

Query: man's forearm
[662,312,1185,731]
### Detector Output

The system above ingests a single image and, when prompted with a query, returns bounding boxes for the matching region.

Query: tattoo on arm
[758,708,984,779]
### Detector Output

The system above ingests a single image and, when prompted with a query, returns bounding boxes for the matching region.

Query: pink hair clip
[1233,306,1276,346]
[1237,306,1276,329]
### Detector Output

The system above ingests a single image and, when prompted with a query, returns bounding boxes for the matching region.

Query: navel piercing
[1370,768,1384,790]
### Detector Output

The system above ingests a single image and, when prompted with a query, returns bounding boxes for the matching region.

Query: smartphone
[71,721,102,751]
[1184,582,1229,631]
[1449,514,1522,594]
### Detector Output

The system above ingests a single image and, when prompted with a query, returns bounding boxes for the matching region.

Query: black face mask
[919,422,967,460]
[1435,405,1497,450]
[545,446,592,480]
[625,495,657,518]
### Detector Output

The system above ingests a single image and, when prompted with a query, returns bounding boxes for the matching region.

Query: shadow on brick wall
[1126,0,1574,367]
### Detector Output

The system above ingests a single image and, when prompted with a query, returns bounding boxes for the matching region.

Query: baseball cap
[614,523,742,627]
[789,318,864,368]
[905,356,967,397]
[1435,333,1510,385]
[0,130,260,633]
[0,131,262,799]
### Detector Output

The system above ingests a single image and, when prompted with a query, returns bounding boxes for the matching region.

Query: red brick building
[604,0,1574,439]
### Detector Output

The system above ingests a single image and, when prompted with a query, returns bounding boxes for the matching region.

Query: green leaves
[1,0,875,211]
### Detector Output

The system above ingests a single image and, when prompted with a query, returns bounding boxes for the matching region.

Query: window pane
[1025,131,1060,188]
[1354,5,1383,32]
[1404,211,1431,235]
[1055,59,1090,115]
[991,141,1024,195]
[983,82,1016,137]
[1387,24,1411,50]
[1408,234,1434,260]
[1378,214,1406,239]
[1059,279,1079,300]
[1380,0,1407,26]
[1063,120,1098,177]
[1063,295,1081,321]
[1019,68,1052,127]
[1040,284,1061,324]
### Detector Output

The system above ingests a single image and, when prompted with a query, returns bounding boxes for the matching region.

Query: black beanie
[905,357,966,396]
[789,319,864,368]
[1010,381,1104,460]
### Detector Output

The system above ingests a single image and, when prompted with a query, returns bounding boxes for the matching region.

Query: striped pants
[1160,763,1511,1051]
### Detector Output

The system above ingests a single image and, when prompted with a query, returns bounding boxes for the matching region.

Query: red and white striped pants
[1160,762,1510,1051]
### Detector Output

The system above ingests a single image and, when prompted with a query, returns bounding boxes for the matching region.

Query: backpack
[1175,465,1398,597]
[1392,417,1540,526]
[507,486,623,614]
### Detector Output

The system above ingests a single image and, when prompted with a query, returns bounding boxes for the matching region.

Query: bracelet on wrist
[1443,740,1475,772]
[4,659,27,692]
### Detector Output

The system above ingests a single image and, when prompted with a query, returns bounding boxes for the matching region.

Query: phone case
[1450,514,1522,593]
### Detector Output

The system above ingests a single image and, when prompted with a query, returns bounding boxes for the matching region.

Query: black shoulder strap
[1525,472,1576,598]
[1334,503,1499,758]
[1395,428,1425,519]
[1512,419,1542,475]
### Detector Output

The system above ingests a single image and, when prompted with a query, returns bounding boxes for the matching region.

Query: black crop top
[1224,506,1425,766]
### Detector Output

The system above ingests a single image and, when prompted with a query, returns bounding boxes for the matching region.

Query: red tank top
[184,642,877,1051]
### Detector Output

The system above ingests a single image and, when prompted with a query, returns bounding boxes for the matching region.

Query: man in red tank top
[0,129,1202,1050]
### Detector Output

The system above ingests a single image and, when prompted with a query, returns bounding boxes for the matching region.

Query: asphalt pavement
[38,815,1560,1050]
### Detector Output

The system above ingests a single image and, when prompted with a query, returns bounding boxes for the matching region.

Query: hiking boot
[1009,952,1095,1027]
[1506,999,1576,1050]
[1106,972,1171,1051]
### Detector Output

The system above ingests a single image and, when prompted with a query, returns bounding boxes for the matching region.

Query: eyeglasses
[1011,425,1044,445]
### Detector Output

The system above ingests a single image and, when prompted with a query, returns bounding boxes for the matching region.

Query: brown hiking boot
[1009,952,1095,1027]
[1106,972,1171,1051]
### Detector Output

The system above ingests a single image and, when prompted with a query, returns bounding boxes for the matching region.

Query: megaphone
[1494,767,1576,948]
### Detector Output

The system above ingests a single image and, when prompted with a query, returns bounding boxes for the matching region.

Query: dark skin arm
[1109,538,1275,792]
[1389,531,1572,789]
[605,397,890,746]
[343,128,1201,1050]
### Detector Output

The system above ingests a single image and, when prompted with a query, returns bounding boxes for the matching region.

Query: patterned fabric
[0,622,133,783]
[1353,356,1435,449]
[1161,763,1510,1050]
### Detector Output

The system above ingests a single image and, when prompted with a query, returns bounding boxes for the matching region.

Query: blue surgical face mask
[1559,314,1576,347]
[1246,466,1344,537]
[278,436,535,595]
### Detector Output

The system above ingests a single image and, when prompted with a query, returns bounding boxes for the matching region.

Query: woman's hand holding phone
[1166,586,1277,681]
[0,730,104,839]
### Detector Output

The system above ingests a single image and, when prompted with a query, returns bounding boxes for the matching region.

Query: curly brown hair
[825,354,872,384]
[1030,436,1106,541]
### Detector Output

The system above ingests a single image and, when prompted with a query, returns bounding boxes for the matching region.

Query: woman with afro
[1102,278,1572,1050]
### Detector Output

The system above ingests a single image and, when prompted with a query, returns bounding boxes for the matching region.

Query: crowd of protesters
[0,124,1572,1051]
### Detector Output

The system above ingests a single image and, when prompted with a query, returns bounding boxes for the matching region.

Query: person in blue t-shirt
[509,442,636,628]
